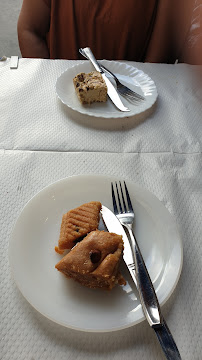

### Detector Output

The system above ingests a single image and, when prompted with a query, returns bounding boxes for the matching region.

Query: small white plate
[9,175,183,332]
[55,60,158,118]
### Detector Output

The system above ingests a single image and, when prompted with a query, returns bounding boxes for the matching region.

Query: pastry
[73,71,107,104]
[55,201,102,253]
[55,230,126,290]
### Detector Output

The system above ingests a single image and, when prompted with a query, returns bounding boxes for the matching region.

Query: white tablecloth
[0,58,202,360]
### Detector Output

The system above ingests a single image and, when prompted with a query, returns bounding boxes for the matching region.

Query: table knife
[101,205,182,360]
[79,47,130,112]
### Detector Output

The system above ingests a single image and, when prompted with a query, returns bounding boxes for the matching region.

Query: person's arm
[17,0,51,58]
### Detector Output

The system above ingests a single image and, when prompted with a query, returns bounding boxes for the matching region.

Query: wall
[0,0,22,57]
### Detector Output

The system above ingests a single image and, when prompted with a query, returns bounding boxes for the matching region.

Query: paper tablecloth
[0,58,201,153]
[0,58,202,360]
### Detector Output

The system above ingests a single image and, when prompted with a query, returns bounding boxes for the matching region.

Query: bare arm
[17,0,51,58]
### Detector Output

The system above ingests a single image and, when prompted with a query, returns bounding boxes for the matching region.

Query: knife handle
[154,320,182,360]
[126,225,163,327]
[79,47,103,74]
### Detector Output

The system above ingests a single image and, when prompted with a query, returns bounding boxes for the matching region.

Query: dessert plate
[55,60,158,118]
[9,175,183,332]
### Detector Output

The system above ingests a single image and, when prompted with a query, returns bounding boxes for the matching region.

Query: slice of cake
[55,230,126,290]
[73,71,107,104]
[55,201,102,254]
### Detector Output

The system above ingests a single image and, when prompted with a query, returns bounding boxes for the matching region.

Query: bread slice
[73,71,107,104]
[55,201,102,254]
[55,230,126,290]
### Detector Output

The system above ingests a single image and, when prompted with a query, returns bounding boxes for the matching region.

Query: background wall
[0,0,22,57]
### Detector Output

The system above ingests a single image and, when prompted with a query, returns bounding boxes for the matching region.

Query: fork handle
[79,48,117,83]
[100,65,119,82]
[126,225,163,327]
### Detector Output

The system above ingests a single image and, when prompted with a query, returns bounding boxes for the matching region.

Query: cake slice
[55,230,126,290]
[73,71,107,104]
[55,201,102,254]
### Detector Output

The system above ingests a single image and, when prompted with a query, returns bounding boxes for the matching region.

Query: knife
[79,47,130,112]
[101,205,182,360]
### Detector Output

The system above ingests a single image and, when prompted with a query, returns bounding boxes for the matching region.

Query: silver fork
[111,181,182,360]
[79,48,145,103]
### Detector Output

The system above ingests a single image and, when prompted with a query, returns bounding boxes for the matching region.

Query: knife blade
[101,205,182,360]
[101,205,137,285]
[79,47,130,112]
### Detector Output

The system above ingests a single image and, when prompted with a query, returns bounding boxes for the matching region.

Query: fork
[79,48,145,103]
[111,181,161,326]
[111,181,182,360]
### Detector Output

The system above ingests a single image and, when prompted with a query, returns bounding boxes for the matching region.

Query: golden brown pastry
[55,230,126,290]
[55,201,102,254]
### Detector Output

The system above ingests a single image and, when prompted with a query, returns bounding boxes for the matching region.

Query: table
[0,58,201,360]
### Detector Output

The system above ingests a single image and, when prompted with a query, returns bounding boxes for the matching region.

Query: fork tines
[119,88,145,102]
[111,181,134,214]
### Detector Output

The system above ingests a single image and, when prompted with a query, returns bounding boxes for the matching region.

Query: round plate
[55,60,158,118]
[9,175,183,332]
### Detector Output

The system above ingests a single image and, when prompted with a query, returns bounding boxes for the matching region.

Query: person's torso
[47,0,157,60]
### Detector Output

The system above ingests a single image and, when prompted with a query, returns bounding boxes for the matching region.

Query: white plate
[9,175,183,332]
[55,60,158,118]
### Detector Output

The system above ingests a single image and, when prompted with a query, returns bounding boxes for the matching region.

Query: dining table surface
[0,56,202,360]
